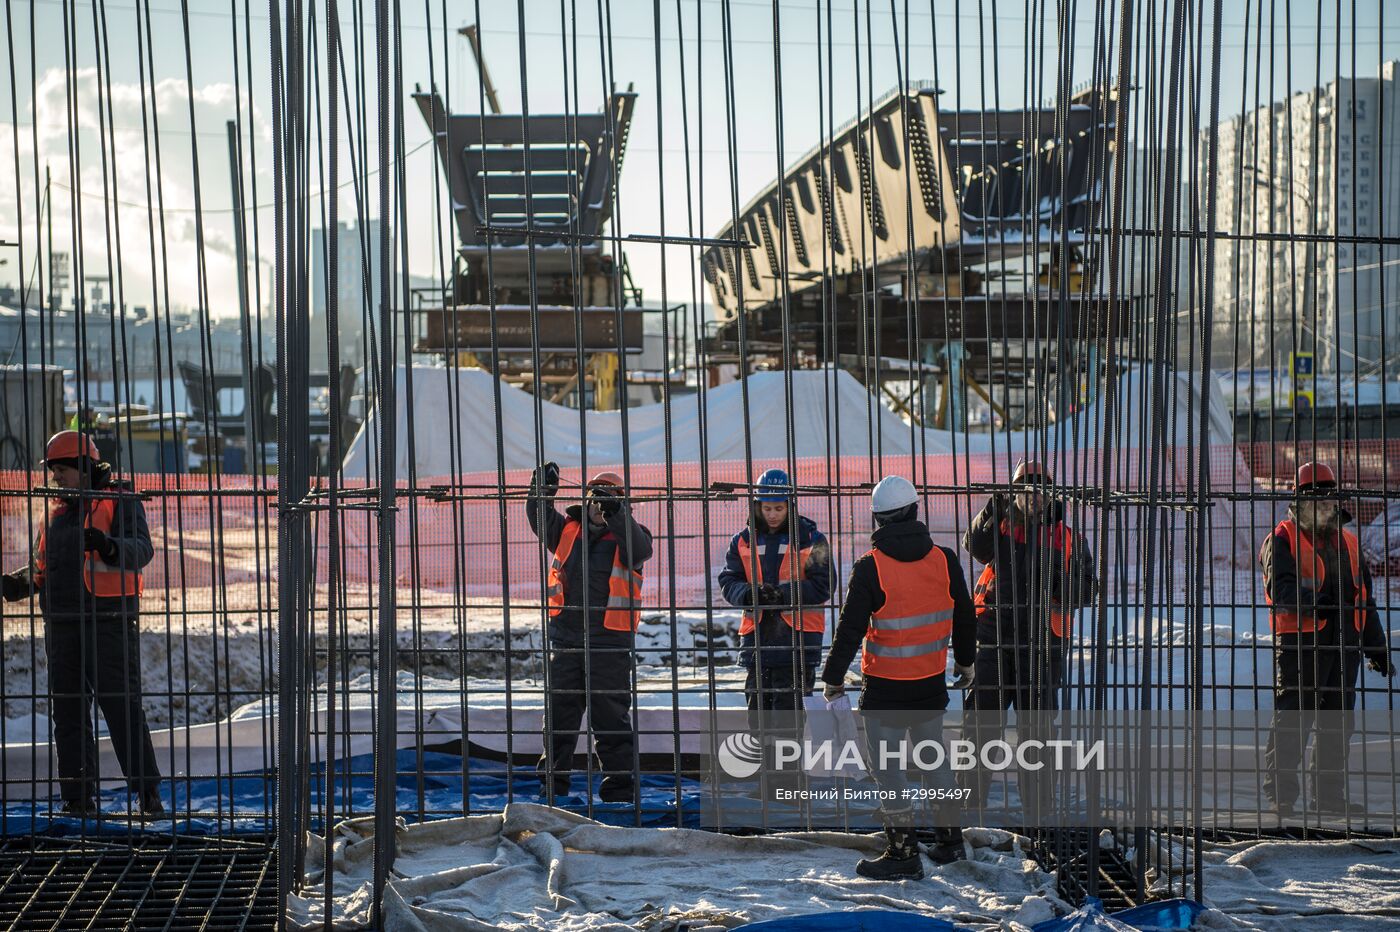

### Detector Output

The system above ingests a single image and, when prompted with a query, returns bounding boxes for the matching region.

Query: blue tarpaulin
[1033,897,1205,931]
[1,749,706,837]
[737,909,964,931]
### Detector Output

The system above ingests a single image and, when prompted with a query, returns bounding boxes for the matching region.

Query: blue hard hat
[755,468,792,502]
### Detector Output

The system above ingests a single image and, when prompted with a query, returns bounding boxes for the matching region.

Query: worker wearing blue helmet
[717,467,832,711]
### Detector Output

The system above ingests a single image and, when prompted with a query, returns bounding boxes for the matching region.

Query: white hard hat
[871,475,918,514]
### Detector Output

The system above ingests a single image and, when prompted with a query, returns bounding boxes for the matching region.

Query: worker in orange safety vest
[2,431,163,817]
[718,467,832,712]
[527,463,653,805]
[960,459,1096,823]
[821,475,978,880]
[1259,461,1394,819]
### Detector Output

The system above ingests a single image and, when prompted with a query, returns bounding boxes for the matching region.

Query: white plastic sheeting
[288,803,1068,931]
[1361,503,1400,574]
[342,365,1242,477]
[288,807,1400,930]
[1164,836,1400,929]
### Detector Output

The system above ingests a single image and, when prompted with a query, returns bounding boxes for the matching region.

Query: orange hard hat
[44,430,100,464]
[1295,462,1337,493]
[1012,460,1051,485]
[587,471,624,488]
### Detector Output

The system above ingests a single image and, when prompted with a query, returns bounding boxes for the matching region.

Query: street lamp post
[1249,167,1320,359]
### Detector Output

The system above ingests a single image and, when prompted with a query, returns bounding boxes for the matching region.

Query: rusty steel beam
[415,306,644,353]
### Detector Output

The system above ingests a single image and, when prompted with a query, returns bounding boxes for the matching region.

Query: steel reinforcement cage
[0,1,1398,929]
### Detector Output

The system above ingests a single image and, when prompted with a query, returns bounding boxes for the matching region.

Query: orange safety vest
[546,519,643,633]
[33,497,143,598]
[861,549,955,680]
[735,534,825,635]
[972,519,1076,637]
[1262,519,1367,635]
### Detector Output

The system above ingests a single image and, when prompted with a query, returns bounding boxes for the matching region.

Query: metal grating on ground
[1045,835,1142,911]
[0,836,277,931]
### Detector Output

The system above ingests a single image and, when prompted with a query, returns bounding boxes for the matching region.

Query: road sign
[1289,351,1314,409]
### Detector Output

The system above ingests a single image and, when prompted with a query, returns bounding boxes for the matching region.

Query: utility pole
[227,121,258,469]
[458,24,502,114]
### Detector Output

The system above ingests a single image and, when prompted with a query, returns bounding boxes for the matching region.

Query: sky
[0,0,1396,325]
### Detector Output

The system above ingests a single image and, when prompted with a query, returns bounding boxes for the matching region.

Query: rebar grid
[0,0,1398,929]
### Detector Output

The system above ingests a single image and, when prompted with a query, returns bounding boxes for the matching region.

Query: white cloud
[1,67,274,318]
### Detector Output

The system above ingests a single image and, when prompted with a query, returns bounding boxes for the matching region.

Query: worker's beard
[1296,502,1340,534]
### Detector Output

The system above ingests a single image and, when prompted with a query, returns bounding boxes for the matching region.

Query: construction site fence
[4,440,1397,608]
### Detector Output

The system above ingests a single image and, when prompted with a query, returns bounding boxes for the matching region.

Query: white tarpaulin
[289,803,1068,931]
[289,807,1400,930]
[1158,835,1400,929]
[342,365,1242,478]
[1361,503,1400,574]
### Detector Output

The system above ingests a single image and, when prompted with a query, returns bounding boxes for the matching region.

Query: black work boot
[1316,798,1366,819]
[856,826,923,880]
[139,788,165,820]
[598,776,636,804]
[539,771,572,804]
[61,798,99,817]
[926,825,966,865]
[1266,795,1297,823]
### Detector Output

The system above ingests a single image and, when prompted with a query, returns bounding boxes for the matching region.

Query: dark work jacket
[8,483,154,621]
[717,513,831,670]
[526,495,653,647]
[821,519,977,711]
[1260,510,1388,666]
[963,496,1097,651]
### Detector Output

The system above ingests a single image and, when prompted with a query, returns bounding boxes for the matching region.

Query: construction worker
[961,460,1096,822]
[1260,462,1394,818]
[822,475,977,880]
[527,463,653,804]
[1,431,163,816]
[718,467,831,711]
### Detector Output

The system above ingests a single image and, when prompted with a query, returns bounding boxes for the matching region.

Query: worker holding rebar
[1,431,163,817]
[1260,462,1394,820]
[718,467,831,712]
[821,475,978,879]
[527,462,653,805]
[960,460,1096,823]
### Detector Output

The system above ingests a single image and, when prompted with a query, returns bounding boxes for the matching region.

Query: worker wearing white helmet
[821,475,977,880]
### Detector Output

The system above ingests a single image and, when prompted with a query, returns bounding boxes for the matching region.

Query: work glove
[83,528,117,561]
[822,682,845,702]
[530,461,560,499]
[758,584,786,606]
[949,662,975,690]
[1369,656,1397,678]
[2,572,32,603]
[589,485,623,517]
[1307,586,1339,609]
